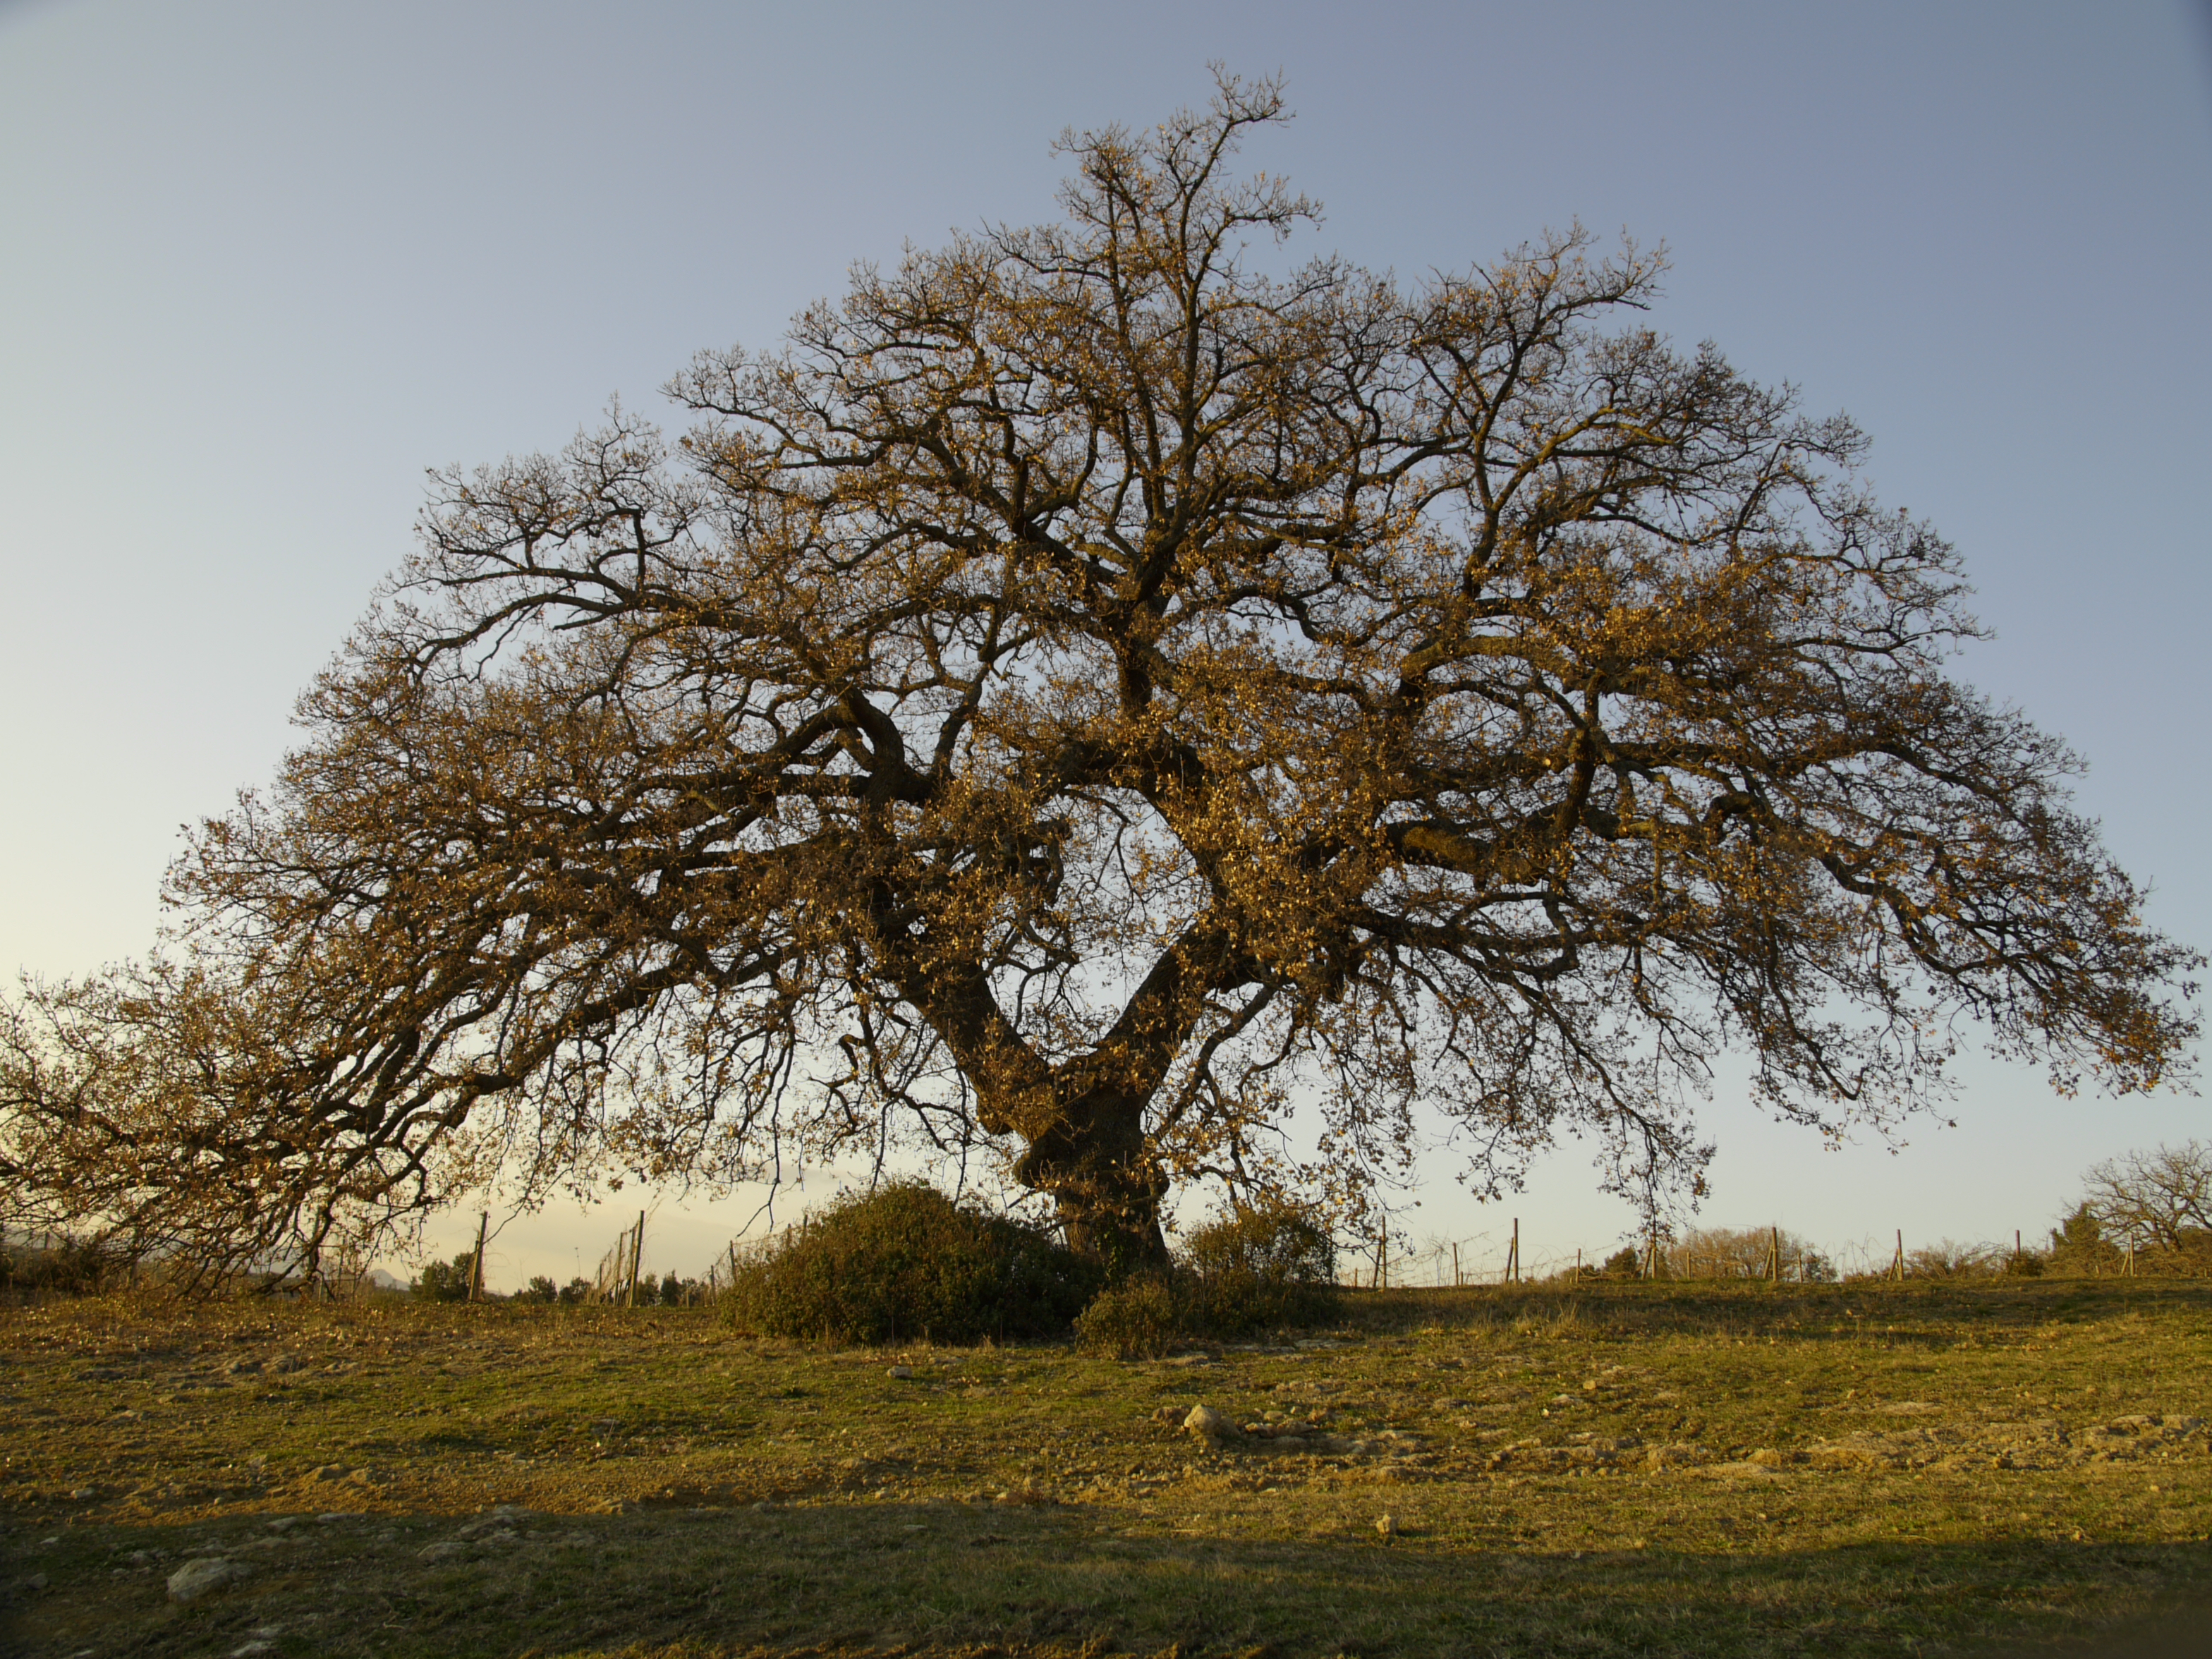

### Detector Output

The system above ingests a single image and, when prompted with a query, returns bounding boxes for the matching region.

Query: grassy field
[3,1279,2208,1658]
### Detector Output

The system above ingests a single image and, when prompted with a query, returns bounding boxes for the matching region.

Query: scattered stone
[166,1557,252,1603]
[126,1550,157,1567]
[265,1517,304,1532]
[305,1464,346,1483]
[1184,1404,1232,1440]
[416,1540,466,1562]
[315,1513,349,1524]
[1375,1513,1397,1538]
[20,1573,49,1593]
[344,1467,381,1487]
[887,1365,914,1380]
[231,1643,273,1658]
[1167,1352,1213,1368]
[68,1487,95,1500]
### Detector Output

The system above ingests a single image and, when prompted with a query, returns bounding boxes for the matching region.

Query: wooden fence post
[625,1211,645,1308]
[1892,1229,1904,1284]
[1507,1217,1520,1285]
[1768,1225,1780,1286]
[468,1211,487,1303]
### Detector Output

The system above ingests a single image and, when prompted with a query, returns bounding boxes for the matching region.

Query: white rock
[167,1557,251,1603]
[1375,1513,1397,1537]
[887,1365,914,1379]
[416,1540,466,1562]
[1184,1404,1230,1439]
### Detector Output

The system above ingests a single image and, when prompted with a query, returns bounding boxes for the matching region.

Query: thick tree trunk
[1011,1089,1171,1278]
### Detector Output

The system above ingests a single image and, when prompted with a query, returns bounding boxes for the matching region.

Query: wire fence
[147,1199,2146,1304]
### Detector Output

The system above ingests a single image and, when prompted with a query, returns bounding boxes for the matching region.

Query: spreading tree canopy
[2,76,2197,1282]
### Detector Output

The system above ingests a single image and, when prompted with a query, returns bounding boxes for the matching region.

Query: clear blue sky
[4,1,2209,1284]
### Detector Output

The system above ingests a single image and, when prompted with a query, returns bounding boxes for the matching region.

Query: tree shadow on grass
[11,1498,2212,1659]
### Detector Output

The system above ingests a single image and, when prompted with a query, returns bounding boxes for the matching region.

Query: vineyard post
[1452,1241,1461,1287]
[1768,1225,1780,1287]
[1892,1229,1904,1284]
[625,1211,644,1308]
[468,1211,487,1303]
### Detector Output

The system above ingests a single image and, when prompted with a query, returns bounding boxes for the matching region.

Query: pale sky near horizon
[4,1,2210,1288]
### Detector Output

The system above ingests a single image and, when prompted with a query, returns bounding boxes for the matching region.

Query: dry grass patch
[4,1280,2208,1657]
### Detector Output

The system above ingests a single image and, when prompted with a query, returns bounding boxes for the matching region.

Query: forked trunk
[1011,1088,1171,1279]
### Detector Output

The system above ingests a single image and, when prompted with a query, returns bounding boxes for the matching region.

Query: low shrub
[0,1232,114,1297]
[1073,1273,1186,1359]
[1180,1201,1339,1334]
[1074,1200,1340,1356]
[724,1183,1102,1344]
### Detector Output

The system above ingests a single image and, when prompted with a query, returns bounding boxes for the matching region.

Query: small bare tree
[0,73,2198,1286]
[2080,1142,2212,1256]
[1665,1225,1825,1281]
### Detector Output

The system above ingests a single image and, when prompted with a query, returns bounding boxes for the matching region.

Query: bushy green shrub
[1180,1201,1339,1334]
[0,1233,113,1296]
[724,1183,1102,1344]
[1073,1273,1186,1359]
[1074,1200,1339,1356]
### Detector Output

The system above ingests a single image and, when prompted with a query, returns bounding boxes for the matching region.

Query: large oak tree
[3,77,2196,1282]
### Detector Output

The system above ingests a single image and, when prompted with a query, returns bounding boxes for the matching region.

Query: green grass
[4,1280,2209,1657]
